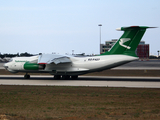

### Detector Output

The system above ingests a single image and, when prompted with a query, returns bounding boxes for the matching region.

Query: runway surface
[0,75,160,88]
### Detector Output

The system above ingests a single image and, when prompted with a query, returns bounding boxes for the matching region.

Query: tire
[54,75,61,80]
[24,74,30,79]
[62,75,70,80]
[71,75,78,80]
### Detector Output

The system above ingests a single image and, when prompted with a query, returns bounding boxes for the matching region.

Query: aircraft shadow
[0,76,160,82]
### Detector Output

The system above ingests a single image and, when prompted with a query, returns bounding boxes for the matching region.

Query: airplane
[3,26,155,79]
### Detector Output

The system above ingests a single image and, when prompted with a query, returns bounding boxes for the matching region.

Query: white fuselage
[4,55,138,75]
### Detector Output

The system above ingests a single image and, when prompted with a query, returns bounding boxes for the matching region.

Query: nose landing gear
[24,73,30,79]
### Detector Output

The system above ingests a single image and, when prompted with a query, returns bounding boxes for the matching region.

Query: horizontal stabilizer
[116,26,157,31]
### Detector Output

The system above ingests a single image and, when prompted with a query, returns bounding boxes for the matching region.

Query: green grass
[0,85,160,120]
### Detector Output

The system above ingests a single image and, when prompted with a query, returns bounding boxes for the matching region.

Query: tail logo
[119,38,131,49]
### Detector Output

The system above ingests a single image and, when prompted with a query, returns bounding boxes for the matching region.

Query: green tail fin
[101,26,155,57]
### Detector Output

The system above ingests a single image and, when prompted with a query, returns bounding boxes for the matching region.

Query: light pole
[158,50,159,59]
[72,50,74,55]
[98,24,102,54]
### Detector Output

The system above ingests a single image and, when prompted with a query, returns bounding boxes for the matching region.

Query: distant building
[100,39,118,53]
[136,42,149,60]
[100,39,149,60]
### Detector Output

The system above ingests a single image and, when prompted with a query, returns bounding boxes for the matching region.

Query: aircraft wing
[38,54,72,64]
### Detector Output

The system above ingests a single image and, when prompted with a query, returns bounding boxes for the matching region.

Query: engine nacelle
[24,62,45,70]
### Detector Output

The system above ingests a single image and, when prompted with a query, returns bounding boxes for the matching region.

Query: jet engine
[24,62,45,70]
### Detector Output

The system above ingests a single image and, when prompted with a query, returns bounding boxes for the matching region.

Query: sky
[0,0,160,55]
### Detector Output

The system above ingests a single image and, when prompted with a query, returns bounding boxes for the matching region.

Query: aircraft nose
[3,63,8,69]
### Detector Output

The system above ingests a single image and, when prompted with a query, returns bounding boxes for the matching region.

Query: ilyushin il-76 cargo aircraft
[4,26,155,79]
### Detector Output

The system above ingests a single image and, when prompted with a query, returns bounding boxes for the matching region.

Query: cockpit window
[9,59,13,62]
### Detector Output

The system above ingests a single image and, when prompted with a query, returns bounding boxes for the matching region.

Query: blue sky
[0,0,159,55]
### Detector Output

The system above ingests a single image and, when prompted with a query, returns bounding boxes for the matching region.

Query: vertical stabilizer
[101,26,155,57]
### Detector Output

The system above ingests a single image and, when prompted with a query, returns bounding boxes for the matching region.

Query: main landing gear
[54,75,78,80]
[71,75,78,80]
[54,75,61,80]
[24,73,30,79]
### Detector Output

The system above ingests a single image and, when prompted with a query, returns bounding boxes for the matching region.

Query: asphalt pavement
[0,75,160,88]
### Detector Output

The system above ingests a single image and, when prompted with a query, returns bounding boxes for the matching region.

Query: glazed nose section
[3,63,8,70]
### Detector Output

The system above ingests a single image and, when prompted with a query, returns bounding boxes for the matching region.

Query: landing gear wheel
[62,75,70,80]
[71,75,78,80]
[54,75,61,80]
[24,74,30,79]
